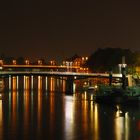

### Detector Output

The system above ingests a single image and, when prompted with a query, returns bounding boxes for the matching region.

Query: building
[62,54,89,72]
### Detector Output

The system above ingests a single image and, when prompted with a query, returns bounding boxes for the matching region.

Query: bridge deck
[0,71,124,78]
[1,65,80,69]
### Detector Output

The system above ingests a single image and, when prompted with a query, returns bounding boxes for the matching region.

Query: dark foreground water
[0,76,140,140]
[0,90,140,140]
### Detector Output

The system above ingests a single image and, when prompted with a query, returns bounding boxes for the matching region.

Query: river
[0,76,140,140]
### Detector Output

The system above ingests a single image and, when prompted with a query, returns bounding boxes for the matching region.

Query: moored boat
[94,85,140,105]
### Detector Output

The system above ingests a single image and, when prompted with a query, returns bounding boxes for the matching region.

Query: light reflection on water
[114,106,130,140]
[0,99,3,140]
[0,76,139,140]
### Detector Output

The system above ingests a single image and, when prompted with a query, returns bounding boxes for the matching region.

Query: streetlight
[12,60,17,65]
[25,60,30,65]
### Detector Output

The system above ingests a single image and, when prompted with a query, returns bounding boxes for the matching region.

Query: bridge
[1,64,80,69]
[0,64,81,72]
[0,64,123,78]
[0,70,125,93]
[0,64,127,93]
[0,70,123,78]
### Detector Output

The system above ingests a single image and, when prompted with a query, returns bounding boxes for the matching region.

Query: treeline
[85,48,140,73]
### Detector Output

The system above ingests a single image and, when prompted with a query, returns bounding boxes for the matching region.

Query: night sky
[0,0,140,62]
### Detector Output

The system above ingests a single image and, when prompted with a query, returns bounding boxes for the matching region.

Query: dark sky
[0,0,140,62]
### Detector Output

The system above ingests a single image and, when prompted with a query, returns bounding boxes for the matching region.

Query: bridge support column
[16,76,19,90]
[66,76,74,94]
[38,76,42,90]
[121,67,126,90]
[31,75,34,90]
[45,76,48,91]
[9,75,12,90]
[109,71,112,86]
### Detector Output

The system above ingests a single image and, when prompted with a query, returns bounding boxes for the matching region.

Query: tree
[85,48,135,73]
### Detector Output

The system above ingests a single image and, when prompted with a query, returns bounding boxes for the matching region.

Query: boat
[82,81,98,92]
[94,61,140,105]
[94,85,140,105]
[87,85,98,91]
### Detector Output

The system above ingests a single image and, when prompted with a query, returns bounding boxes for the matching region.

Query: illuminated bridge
[1,64,82,71]
[0,64,124,78]
[0,65,126,93]
[0,70,123,78]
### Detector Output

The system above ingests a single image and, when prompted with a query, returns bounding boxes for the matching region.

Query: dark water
[0,76,140,140]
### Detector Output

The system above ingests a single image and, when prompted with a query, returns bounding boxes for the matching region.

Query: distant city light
[25,60,30,65]
[12,60,17,65]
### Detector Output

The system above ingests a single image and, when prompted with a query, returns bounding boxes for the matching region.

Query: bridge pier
[45,76,48,91]
[9,75,12,90]
[66,76,74,94]
[23,76,30,90]
[31,75,34,90]
[109,71,112,86]
[121,67,127,90]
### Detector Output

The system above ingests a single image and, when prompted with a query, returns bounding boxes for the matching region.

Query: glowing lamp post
[38,60,42,65]
[118,56,127,89]
[118,64,127,74]
[25,60,30,65]
[12,60,17,65]
[0,60,3,66]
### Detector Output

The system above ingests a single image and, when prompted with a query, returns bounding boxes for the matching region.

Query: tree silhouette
[85,48,135,72]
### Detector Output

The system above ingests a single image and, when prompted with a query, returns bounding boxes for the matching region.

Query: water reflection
[8,75,11,90]
[50,77,55,92]
[114,105,130,140]
[94,104,99,140]
[24,76,30,90]
[0,99,3,140]
[45,76,48,91]
[23,89,30,137]
[62,78,66,93]
[12,76,17,91]
[31,76,34,90]
[38,76,42,90]
[65,96,74,139]
[37,87,42,136]
[65,93,100,140]
[5,76,68,93]
[0,76,139,140]
[11,90,18,140]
